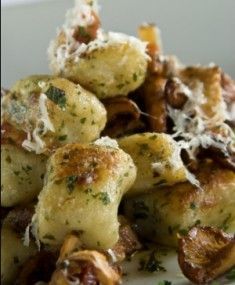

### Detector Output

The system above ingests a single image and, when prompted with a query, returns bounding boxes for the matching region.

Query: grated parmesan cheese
[94,136,119,149]
[167,78,234,160]
[107,249,117,263]
[23,213,41,249]
[48,0,149,72]
[22,93,55,154]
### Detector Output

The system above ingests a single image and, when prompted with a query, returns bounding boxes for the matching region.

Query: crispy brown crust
[50,143,122,184]
[151,160,235,211]
[1,122,27,147]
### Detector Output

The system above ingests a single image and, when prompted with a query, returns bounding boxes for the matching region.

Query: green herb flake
[116,83,125,89]
[13,171,20,176]
[5,155,12,163]
[58,135,67,141]
[178,229,188,236]
[221,213,232,231]
[139,250,166,273]
[132,73,138,82]
[138,143,149,155]
[153,179,167,187]
[157,281,172,285]
[190,202,196,210]
[80,118,87,124]
[22,165,32,174]
[194,219,201,226]
[150,134,158,140]
[96,192,111,205]
[66,176,77,194]
[78,26,91,39]
[85,188,93,194]
[43,234,55,240]
[226,267,235,280]
[45,85,66,109]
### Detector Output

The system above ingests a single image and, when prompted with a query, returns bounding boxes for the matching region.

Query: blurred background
[2,0,235,87]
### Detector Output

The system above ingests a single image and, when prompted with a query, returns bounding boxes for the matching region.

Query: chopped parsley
[5,155,12,163]
[133,73,138,82]
[190,202,196,210]
[153,179,167,187]
[150,134,158,140]
[77,26,91,40]
[178,229,188,236]
[58,135,67,141]
[194,219,201,226]
[43,234,55,240]
[80,117,86,124]
[45,85,66,109]
[226,267,235,280]
[96,192,111,205]
[138,143,149,155]
[116,83,125,89]
[139,250,166,273]
[221,213,232,231]
[22,165,32,174]
[157,281,172,285]
[84,189,111,205]
[66,176,77,194]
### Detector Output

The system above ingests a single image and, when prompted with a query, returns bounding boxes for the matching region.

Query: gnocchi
[34,142,136,249]
[118,133,188,196]
[124,162,235,247]
[1,226,37,284]
[48,0,148,98]
[1,144,47,207]
[2,75,107,154]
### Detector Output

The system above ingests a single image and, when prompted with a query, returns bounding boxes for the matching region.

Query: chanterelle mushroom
[178,226,235,284]
[102,97,143,138]
[50,234,121,285]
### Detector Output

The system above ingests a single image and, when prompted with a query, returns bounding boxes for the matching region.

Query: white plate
[1,1,235,284]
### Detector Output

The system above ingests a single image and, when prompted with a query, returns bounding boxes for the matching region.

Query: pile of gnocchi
[1,0,235,284]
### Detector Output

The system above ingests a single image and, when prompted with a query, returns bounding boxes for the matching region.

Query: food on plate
[178,226,235,284]
[124,161,235,246]
[119,133,189,195]
[1,0,235,284]
[1,75,107,154]
[33,142,136,249]
[1,144,47,207]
